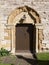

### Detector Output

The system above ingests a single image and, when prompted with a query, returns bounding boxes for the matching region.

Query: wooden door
[15,24,36,53]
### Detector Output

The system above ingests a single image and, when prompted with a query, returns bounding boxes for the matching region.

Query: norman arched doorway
[6,5,43,54]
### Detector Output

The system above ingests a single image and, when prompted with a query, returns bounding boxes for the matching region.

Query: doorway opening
[15,24,36,53]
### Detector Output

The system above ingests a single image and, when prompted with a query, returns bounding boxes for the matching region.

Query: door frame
[6,23,43,54]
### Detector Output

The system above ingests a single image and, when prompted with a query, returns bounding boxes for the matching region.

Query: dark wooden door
[15,24,36,53]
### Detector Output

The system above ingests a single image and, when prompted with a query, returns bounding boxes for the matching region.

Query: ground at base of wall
[0,53,49,65]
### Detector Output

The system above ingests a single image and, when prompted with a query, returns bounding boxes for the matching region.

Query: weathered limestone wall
[0,0,49,50]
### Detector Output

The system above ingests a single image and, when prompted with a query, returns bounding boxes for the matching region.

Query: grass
[37,53,49,60]
[37,53,49,65]
[0,63,11,65]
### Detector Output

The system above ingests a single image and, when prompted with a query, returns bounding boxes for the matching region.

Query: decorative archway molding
[7,5,41,25]
[6,5,43,54]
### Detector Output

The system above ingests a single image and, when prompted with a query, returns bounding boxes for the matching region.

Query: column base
[11,48,15,55]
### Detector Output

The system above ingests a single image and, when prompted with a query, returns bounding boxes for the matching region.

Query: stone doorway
[6,5,43,54]
[15,24,36,53]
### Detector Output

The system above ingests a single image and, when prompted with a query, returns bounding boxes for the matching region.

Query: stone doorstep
[15,52,32,56]
[15,53,33,58]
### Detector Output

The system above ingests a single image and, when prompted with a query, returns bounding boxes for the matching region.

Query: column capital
[5,24,15,29]
[35,23,43,29]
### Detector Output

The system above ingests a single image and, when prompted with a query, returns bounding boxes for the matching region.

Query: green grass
[0,63,11,65]
[36,53,49,65]
[37,53,49,60]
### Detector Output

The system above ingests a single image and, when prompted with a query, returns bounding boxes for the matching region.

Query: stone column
[6,24,15,54]
[38,29,43,52]
[35,23,43,52]
[36,28,38,53]
[11,26,15,54]
[4,25,12,51]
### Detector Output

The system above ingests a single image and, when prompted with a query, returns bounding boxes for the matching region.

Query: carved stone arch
[6,5,43,54]
[7,5,41,25]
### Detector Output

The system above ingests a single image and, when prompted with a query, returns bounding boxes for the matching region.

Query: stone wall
[0,0,49,50]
